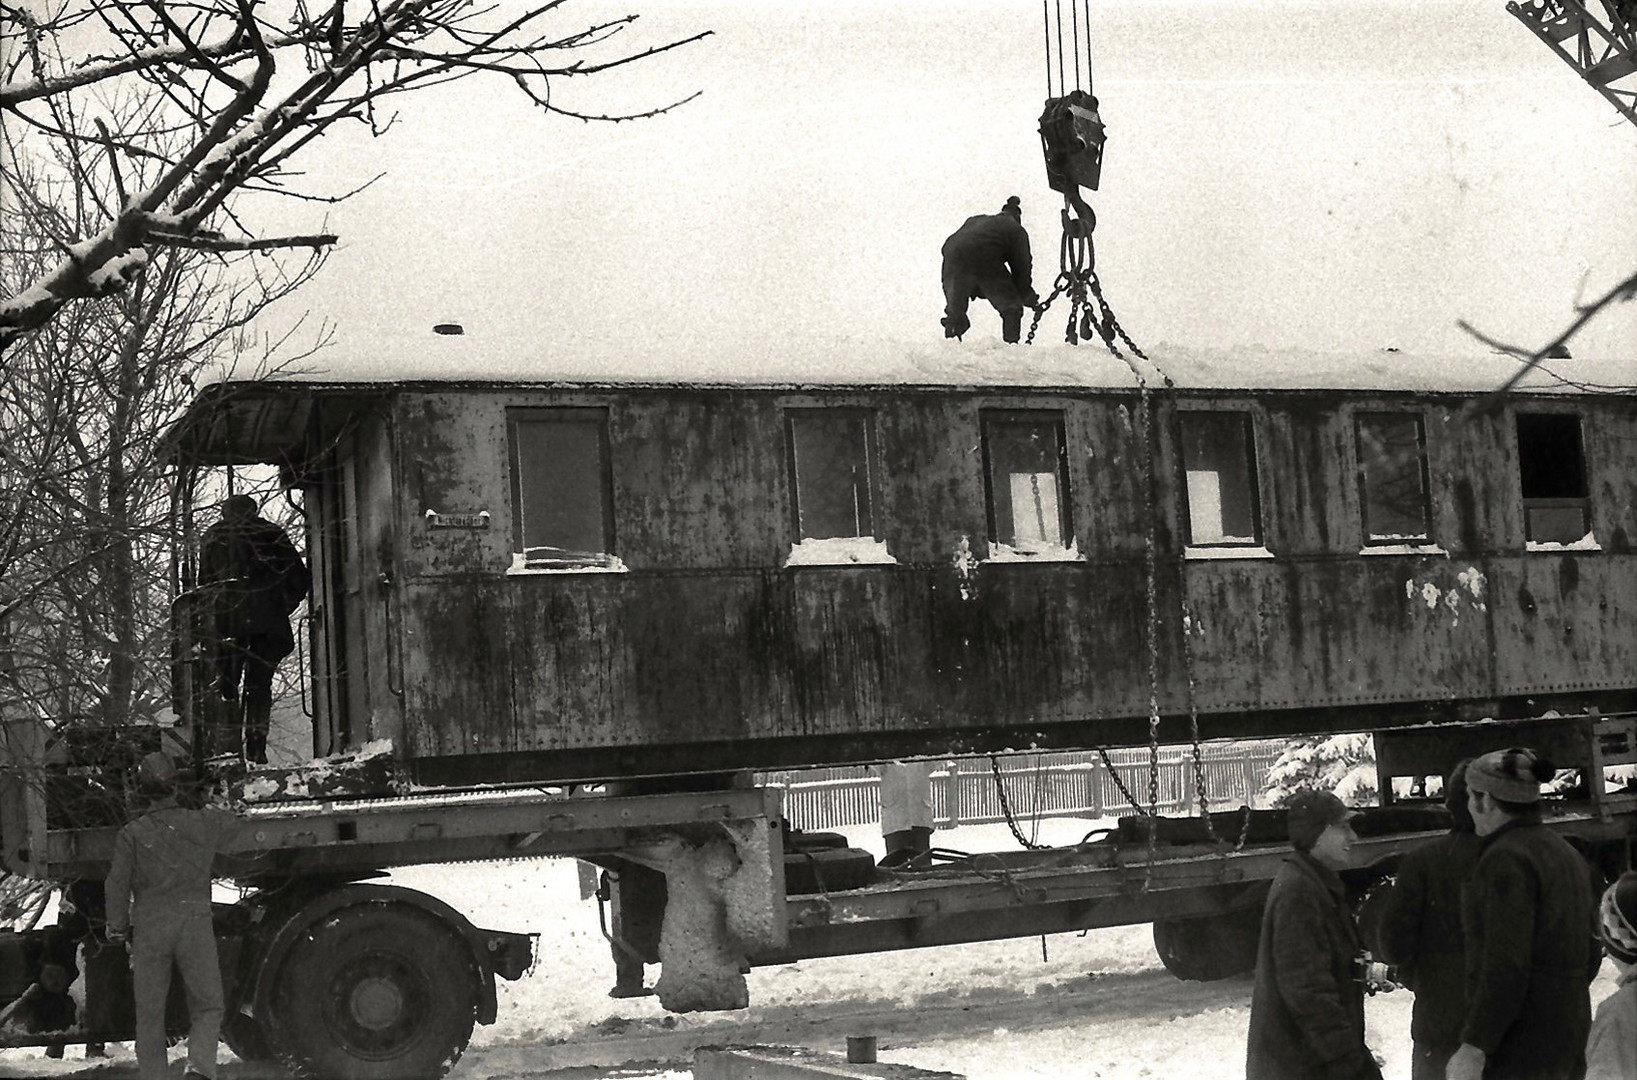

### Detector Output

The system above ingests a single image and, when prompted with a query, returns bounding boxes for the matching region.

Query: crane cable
[1032,2,1251,869]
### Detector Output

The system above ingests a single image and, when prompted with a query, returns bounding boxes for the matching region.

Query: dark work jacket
[1459,818,1599,1080]
[200,514,309,656]
[1247,852,1379,1080]
[1374,829,1482,1051]
[940,213,1035,311]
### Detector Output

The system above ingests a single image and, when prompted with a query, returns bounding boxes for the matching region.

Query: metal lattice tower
[1509,0,1637,128]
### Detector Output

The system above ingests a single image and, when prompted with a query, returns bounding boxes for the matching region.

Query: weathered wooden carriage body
[166,341,1637,784]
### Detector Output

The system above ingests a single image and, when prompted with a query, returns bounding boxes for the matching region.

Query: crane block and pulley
[1508,0,1637,128]
[1028,0,1129,355]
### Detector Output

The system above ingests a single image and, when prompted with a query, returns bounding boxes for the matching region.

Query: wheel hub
[327,951,427,1058]
[349,975,406,1029]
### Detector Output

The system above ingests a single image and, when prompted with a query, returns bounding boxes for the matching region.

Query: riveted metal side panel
[371,384,1634,776]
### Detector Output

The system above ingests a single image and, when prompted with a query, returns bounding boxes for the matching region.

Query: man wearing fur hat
[1585,870,1637,1080]
[1247,789,1383,1080]
[940,197,1040,344]
[1447,747,1600,1080]
[105,751,246,1080]
[1371,758,1482,1080]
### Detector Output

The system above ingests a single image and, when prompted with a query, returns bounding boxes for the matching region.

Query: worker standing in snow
[1246,789,1383,1080]
[940,196,1039,344]
[1585,871,1637,1080]
[1369,758,1481,1080]
[106,752,246,1080]
[1446,747,1600,1080]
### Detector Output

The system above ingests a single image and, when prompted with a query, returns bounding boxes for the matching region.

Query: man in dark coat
[1446,747,1601,1080]
[199,494,309,764]
[940,196,1039,344]
[1247,789,1383,1080]
[1371,758,1483,1080]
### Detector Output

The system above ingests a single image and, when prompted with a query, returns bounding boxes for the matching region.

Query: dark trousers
[941,272,1026,343]
[1411,1042,1455,1080]
[215,633,280,763]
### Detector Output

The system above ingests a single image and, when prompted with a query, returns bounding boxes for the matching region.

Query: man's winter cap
[138,750,178,788]
[222,493,258,518]
[1600,871,1637,965]
[1285,789,1360,849]
[1465,747,1554,804]
[1001,196,1022,219]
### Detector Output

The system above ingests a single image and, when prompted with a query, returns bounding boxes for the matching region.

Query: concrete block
[694,1044,965,1080]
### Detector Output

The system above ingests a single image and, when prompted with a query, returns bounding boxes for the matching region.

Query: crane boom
[1509,0,1637,127]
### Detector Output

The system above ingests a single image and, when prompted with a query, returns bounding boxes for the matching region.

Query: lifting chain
[1137,382,1163,884]
[991,755,1049,850]
[1025,194,1101,348]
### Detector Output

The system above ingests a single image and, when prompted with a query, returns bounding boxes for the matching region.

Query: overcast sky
[258,0,1637,371]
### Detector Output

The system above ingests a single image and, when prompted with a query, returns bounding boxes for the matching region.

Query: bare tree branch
[1462,267,1637,414]
[2,0,711,350]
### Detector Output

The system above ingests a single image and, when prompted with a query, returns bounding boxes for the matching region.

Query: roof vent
[433,323,465,336]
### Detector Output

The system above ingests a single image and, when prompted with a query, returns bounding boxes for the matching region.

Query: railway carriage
[164,338,1637,783]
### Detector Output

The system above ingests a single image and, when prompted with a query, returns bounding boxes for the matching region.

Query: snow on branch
[1,0,712,350]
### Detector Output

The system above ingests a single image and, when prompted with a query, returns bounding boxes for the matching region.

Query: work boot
[1001,309,1023,344]
[244,731,267,766]
[608,980,655,999]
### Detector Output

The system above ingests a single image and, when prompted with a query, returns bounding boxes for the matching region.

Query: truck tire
[222,1011,273,1062]
[267,903,479,1080]
[1152,907,1261,982]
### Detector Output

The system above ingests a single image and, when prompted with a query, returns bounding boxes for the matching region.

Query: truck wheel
[222,1011,273,1062]
[1153,907,1261,982]
[268,904,478,1080]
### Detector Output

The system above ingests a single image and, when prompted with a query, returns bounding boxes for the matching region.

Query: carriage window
[1180,411,1261,546]
[507,408,617,569]
[788,410,875,539]
[1356,413,1431,543]
[981,412,1072,551]
[1516,413,1590,545]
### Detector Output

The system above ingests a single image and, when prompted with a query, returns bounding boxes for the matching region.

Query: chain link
[990,755,1049,850]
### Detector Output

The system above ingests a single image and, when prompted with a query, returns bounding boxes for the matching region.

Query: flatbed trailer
[4,713,1632,1076]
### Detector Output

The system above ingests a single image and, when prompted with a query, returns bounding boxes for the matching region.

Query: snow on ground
[3,818,1623,1079]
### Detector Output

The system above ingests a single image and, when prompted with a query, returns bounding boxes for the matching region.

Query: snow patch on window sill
[1185,545,1274,561]
[1360,542,1448,557]
[507,552,630,575]
[784,536,897,567]
[984,539,1083,563]
[1526,533,1601,552]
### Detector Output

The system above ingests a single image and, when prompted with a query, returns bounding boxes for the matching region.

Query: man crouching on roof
[940,196,1040,344]
[106,751,246,1080]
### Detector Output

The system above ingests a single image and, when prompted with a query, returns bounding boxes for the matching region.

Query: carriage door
[306,414,403,757]
[304,454,350,757]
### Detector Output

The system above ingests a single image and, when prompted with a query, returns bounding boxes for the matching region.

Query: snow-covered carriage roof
[167,331,1630,464]
[206,330,1632,395]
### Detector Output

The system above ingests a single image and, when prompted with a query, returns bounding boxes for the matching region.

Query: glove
[1446,1045,1484,1080]
[105,926,127,945]
[1023,292,1041,309]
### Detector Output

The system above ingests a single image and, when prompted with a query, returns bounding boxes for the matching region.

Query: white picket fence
[763,742,1286,831]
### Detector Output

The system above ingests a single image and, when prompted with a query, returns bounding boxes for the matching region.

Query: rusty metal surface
[298,383,1637,776]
